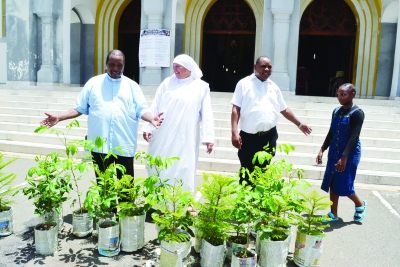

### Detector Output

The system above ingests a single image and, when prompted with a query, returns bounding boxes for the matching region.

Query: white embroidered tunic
[142,75,215,192]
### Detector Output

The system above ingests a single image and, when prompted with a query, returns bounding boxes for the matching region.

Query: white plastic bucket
[98,220,120,257]
[160,238,191,267]
[72,210,93,237]
[293,231,323,267]
[0,208,13,236]
[120,214,145,252]
[231,250,257,267]
[258,234,290,267]
[200,239,226,267]
[34,222,58,255]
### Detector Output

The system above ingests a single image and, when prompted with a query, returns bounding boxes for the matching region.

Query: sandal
[323,212,339,223]
[354,200,368,222]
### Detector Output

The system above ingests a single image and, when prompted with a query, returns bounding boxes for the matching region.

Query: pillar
[270,0,294,91]
[390,2,400,99]
[141,0,165,85]
[36,12,59,83]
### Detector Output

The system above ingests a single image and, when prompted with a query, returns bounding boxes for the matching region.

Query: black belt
[255,126,276,136]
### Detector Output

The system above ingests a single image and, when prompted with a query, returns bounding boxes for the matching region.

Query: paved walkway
[1,155,400,267]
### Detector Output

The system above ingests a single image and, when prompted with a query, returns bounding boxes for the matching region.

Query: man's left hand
[151,112,164,128]
[299,124,312,136]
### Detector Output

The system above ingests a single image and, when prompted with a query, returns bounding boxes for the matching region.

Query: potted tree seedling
[0,153,19,237]
[193,172,240,267]
[290,190,332,267]
[114,172,157,252]
[147,177,194,267]
[23,152,71,255]
[136,152,196,266]
[248,144,309,267]
[228,183,258,266]
[35,121,94,237]
[135,152,179,233]
[83,136,123,257]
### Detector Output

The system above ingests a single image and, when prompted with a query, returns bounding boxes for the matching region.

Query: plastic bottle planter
[231,249,257,267]
[200,239,227,267]
[98,219,120,257]
[40,208,64,233]
[226,238,247,260]
[293,231,323,267]
[257,234,291,267]
[193,227,202,253]
[160,238,192,267]
[34,222,58,255]
[72,210,93,237]
[120,214,145,252]
[0,208,13,237]
[94,213,116,236]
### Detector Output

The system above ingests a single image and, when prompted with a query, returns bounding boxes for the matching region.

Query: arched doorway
[118,0,141,83]
[202,0,256,92]
[297,0,356,97]
[70,5,95,85]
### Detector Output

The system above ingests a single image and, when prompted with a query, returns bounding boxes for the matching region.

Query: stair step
[0,87,399,187]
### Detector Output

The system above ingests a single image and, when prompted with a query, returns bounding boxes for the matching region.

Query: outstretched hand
[299,124,312,136]
[151,112,164,128]
[40,113,59,128]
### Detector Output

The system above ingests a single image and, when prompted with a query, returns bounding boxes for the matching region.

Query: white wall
[0,42,6,83]
[0,1,5,83]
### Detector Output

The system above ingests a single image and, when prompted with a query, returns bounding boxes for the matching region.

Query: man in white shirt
[231,56,312,183]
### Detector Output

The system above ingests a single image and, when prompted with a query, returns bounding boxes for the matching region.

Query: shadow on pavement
[12,227,42,265]
[324,219,359,232]
[58,247,110,266]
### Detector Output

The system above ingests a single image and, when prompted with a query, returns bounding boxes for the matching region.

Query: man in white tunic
[142,54,215,192]
[231,56,312,184]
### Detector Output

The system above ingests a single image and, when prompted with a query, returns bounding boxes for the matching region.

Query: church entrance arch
[202,0,256,92]
[118,0,141,83]
[297,0,356,97]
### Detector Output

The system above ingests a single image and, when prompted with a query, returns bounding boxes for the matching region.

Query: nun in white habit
[142,54,215,193]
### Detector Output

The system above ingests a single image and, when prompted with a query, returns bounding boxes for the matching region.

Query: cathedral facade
[0,0,399,99]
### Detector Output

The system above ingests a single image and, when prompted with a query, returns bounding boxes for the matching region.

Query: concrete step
[1,129,399,173]
[196,157,400,186]
[1,87,400,187]
[2,104,400,136]
[3,97,399,124]
[2,119,400,149]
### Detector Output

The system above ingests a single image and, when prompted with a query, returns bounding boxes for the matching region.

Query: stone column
[390,3,400,99]
[141,0,165,85]
[36,12,59,83]
[270,0,294,91]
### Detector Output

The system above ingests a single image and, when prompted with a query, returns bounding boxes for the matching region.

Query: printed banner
[139,29,171,67]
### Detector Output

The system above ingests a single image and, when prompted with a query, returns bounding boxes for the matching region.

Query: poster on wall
[139,29,171,67]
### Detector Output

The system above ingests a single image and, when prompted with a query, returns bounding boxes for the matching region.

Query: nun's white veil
[173,54,203,80]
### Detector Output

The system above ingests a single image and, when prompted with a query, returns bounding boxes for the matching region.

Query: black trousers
[91,152,134,178]
[238,127,278,184]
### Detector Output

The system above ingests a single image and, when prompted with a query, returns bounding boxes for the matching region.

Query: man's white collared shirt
[231,74,287,134]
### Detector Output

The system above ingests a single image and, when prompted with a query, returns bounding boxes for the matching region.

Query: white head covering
[173,54,203,80]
